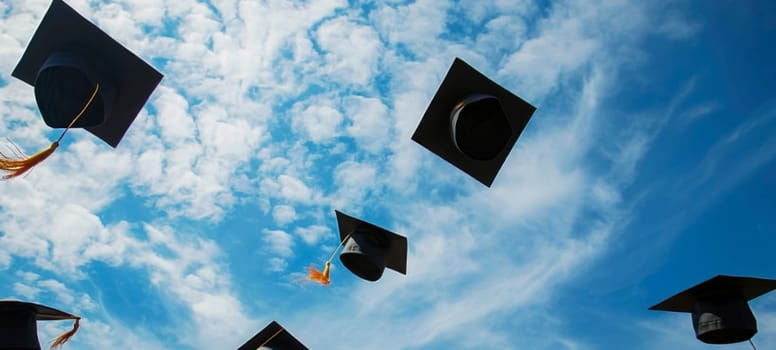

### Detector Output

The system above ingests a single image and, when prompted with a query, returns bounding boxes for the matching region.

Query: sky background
[0,0,774,349]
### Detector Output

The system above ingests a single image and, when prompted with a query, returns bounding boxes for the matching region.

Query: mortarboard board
[336,210,407,282]
[649,275,776,345]
[237,321,309,350]
[411,57,536,187]
[0,300,81,350]
[0,0,162,179]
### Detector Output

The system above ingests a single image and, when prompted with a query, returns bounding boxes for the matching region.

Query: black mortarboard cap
[336,210,407,282]
[649,275,776,344]
[0,300,81,350]
[12,0,163,148]
[411,57,536,187]
[236,321,309,350]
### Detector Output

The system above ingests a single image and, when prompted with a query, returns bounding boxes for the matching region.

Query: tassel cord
[56,83,100,143]
[257,327,285,348]
[326,232,352,263]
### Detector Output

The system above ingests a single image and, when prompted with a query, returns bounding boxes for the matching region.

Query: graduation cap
[411,57,536,187]
[0,300,81,350]
[336,210,407,282]
[302,211,407,285]
[236,321,309,350]
[649,275,776,345]
[0,0,163,179]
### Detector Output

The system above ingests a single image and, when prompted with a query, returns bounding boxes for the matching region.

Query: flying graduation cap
[649,275,776,345]
[0,300,81,350]
[236,321,309,350]
[336,210,407,282]
[411,57,536,187]
[304,210,408,285]
[0,0,163,179]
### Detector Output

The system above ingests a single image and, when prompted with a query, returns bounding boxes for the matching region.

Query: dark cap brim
[12,0,163,147]
[649,275,776,312]
[0,300,78,320]
[411,57,536,187]
[236,321,309,350]
[335,210,408,275]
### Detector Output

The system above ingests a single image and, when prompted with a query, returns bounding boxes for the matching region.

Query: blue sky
[0,0,774,349]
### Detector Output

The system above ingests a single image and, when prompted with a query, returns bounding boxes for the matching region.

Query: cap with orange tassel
[0,300,81,350]
[334,210,408,282]
[303,210,409,285]
[3,0,163,179]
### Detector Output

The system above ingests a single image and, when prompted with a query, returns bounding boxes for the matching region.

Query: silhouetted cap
[412,57,536,187]
[237,321,308,350]
[12,0,163,147]
[336,210,407,282]
[649,275,776,344]
[0,0,163,179]
[0,300,81,350]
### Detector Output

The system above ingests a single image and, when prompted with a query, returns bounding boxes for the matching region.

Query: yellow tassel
[299,232,353,287]
[0,141,59,179]
[307,261,331,286]
[50,318,79,349]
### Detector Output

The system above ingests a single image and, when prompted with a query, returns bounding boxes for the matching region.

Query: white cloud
[267,257,287,272]
[327,160,380,209]
[0,199,254,349]
[295,224,331,246]
[475,14,529,59]
[37,279,75,305]
[315,17,382,86]
[17,271,40,282]
[130,224,255,349]
[12,282,40,299]
[291,99,343,143]
[277,174,317,203]
[342,96,392,153]
[272,205,297,226]
[262,229,294,258]
[371,0,452,56]
[154,86,197,142]
[500,9,601,98]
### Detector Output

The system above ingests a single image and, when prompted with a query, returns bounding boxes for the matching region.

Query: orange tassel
[307,261,331,286]
[50,318,79,349]
[0,83,99,180]
[0,141,59,179]
[299,232,352,287]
